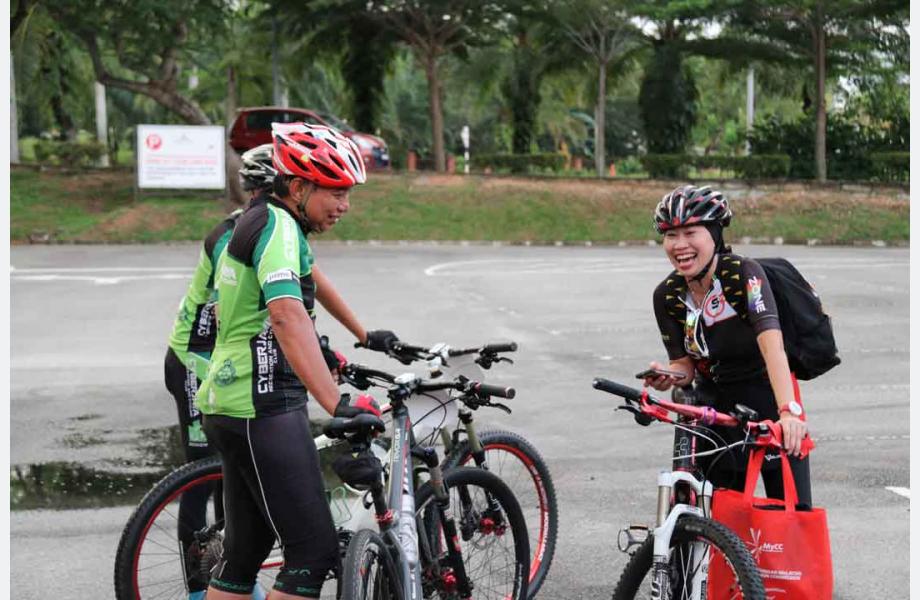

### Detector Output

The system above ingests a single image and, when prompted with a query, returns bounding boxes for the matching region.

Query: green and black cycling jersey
[196,197,316,419]
[167,212,241,380]
[167,195,269,379]
[653,252,781,383]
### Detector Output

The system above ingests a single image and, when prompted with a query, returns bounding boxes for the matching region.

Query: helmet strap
[690,250,717,283]
[295,181,318,233]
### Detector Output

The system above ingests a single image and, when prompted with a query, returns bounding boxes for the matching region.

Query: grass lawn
[10,167,909,244]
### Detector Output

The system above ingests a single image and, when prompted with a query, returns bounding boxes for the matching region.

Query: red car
[230,106,390,170]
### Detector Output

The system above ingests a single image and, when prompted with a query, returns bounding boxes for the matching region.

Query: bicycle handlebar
[592,378,643,402]
[387,340,518,362]
[593,376,815,456]
[448,342,518,356]
[470,382,516,399]
[340,361,516,404]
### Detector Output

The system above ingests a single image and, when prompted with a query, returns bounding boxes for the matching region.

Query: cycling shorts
[202,408,338,598]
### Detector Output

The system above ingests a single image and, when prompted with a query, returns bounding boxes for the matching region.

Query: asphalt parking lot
[11,242,909,599]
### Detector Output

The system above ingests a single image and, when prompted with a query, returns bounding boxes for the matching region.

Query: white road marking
[10,267,194,273]
[885,486,910,499]
[423,257,908,277]
[12,274,191,284]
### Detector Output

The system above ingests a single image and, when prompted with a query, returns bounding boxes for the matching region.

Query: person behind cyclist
[643,185,812,507]
[195,122,396,600]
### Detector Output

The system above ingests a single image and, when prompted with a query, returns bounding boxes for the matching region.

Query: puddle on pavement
[11,420,343,511]
[11,425,185,511]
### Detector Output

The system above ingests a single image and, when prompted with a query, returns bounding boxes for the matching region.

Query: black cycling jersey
[653,252,811,506]
[653,253,781,384]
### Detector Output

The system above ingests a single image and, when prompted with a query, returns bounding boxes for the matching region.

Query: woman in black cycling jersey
[643,185,812,506]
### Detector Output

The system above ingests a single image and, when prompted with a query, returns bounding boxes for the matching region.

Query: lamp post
[461,125,470,174]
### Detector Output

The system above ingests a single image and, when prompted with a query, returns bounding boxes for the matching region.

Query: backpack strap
[718,253,748,321]
[661,271,688,325]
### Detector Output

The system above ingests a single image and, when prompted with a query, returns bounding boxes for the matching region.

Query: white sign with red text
[136,125,226,189]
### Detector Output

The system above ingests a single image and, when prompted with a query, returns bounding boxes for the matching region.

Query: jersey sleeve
[253,208,303,303]
[653,282,688,360]
[741,259,781,335]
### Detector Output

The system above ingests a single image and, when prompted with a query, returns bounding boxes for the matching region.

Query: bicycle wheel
[416,467,530,600]
[444,429,557,598]
[611,514,764,600]
[113,457,282,600]
[340,529,401,600]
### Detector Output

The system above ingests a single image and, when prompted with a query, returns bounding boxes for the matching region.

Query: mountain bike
[332,367,529,600]
[113,362,529,600]
[592,377,813,600]
[359,339,556,598]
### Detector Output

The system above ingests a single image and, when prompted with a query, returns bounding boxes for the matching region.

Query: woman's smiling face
[662,225,715,277]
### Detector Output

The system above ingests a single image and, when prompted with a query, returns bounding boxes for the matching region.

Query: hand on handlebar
[779,413,808,458]
[364,330,400,353]
[334,393,383,419]
[319,336,348,381]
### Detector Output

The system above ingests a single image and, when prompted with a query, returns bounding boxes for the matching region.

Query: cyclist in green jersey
[164,143,277,598]
[166,144,276,457]
[196,122,395,600]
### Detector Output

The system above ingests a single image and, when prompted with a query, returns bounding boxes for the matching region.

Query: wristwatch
[779,400,804,418]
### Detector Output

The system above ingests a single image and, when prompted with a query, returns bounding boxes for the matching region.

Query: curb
[14,238,908,248]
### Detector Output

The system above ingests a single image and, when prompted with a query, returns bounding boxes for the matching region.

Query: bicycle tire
[415,466,530,600]
[113,456,223,600]
[340,528,401,600]
[611,514,765,600]
[444,428,557,598]
[113,457,283,600]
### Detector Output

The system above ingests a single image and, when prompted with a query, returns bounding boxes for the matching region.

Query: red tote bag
[707,448,833,600]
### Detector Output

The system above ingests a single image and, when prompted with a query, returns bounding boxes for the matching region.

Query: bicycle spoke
[138,557,185,573]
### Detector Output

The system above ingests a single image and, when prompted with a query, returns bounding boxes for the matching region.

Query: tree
[732,0,908,181]
[43,0,248,203]
[12,3,96,140]
[270,0,399,133]
[557,0,638,176]
[499,3,572,154]
[366,0,510,171]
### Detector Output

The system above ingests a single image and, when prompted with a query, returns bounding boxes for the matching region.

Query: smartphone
[635,368,685,380]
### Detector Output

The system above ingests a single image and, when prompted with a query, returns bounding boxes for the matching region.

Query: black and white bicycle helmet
[653,185,731,234]
[238,143,277,191]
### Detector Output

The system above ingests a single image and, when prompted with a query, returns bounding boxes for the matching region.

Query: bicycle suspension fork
[415,446,474,598]
[453,410,506,537]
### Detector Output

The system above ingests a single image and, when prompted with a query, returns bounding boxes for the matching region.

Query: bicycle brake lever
[488,402,512,415]
[496,356,514,365]
[617,405,653,426]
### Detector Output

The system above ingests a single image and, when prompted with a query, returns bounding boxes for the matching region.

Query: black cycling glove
[365,330,399,353]
[319,335,346,372]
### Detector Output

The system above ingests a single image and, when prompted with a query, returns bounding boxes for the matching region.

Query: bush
[641,154,791,179]
[640,154,689,178]
[748,113,908,181]
[733,155,791,179]
[615,155,645,176]
[870,152,909,182]
[471,153,566,174]
[32,139,107,167]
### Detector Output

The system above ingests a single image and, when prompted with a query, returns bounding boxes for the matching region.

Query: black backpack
[725,255,841,381]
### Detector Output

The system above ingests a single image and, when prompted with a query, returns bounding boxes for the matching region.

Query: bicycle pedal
[617,524,650,553]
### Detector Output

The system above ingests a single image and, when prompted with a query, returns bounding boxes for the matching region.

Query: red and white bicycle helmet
[271,122,367,188]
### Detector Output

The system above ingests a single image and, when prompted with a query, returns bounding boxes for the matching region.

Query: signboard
[136,124,226,189]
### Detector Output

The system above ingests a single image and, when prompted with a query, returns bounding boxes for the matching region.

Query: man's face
[291,179,350,232]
